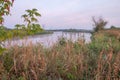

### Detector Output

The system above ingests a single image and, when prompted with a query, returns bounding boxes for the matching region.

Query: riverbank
[0,29,120,80]
[34,31,53,35]
[46,29,93,33]
[92,29,120,40]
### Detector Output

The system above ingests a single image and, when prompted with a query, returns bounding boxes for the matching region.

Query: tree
[31,24,43,33]
[21,8,43,35]
[21,8,41,27]
[15,24,21,30]
[0,0,14,48]
[92,17,107,32]
[0,0,14,25]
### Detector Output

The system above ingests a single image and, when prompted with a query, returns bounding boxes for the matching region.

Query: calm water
[5,32,91,48]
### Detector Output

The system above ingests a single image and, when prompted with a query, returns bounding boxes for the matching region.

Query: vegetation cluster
[0,30,120,80]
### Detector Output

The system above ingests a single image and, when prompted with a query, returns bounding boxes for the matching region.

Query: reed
[0,32,120,80]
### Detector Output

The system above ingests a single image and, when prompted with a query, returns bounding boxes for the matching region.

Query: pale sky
[4,0,120,30]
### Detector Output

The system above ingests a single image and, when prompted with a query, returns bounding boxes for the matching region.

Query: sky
[4,0,120,30]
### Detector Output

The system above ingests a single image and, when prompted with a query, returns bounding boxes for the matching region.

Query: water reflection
[5,32,91,48]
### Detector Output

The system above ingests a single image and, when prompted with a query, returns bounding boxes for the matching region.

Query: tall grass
[0,32,120,80]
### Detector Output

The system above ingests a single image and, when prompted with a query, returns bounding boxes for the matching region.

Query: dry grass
[0,35,120,80]
[100,29,120,40]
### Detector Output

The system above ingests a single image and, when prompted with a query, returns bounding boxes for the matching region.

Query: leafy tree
[31,24,43,33]
[0,0,14,25]
[0,0,14,41]
[21,25,26,30]
[21,8,41,27]
[92,17,107,32]
[15,24,21,30]
[0,0,14,52]
[14,24,27,36]
[14,24,21,36]
[21,8,43,35]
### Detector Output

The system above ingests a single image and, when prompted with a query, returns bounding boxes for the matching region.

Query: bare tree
[92,17,108,32]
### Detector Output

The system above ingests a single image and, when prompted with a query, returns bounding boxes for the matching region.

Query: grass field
[0,29,120,80]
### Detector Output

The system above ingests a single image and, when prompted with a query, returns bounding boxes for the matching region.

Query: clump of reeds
[0,35,120,80]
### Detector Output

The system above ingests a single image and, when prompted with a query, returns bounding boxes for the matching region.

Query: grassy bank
[0,30,120,80]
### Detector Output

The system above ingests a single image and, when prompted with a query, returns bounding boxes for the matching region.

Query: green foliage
[0,26,7,54]
[89,32,120,55]
[21,8,41,26]
[31,24,43,33]
[19,8,44,35]
[26,23,43,35]
[5,8,44,38]
[0,26,7,41]
[0,0,14,55]
[0,0,14,24]
[58,37,66,46]
[0,47,6,55]
[2,52,14,72]
[66,73,77,80]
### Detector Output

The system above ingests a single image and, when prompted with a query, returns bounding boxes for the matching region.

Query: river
[4,32,91,48]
